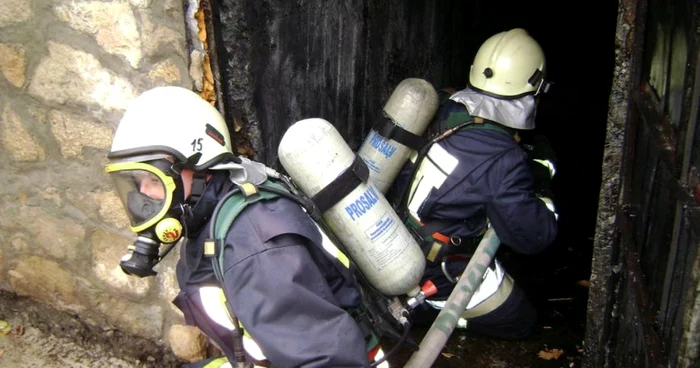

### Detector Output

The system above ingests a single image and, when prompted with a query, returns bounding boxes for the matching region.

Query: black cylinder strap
[311,155,369,213]
[373,114,429,151]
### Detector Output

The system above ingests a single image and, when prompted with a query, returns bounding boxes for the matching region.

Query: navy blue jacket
[391,101,558,255]
[176,173,369,367]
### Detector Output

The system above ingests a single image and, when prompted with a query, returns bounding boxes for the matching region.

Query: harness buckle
[441,259,460,284]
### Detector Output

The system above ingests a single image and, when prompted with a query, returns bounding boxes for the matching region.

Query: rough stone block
[148,59,182,84]
[140,17,186,58]
[5,206,85,261]
[0,243,4,286]
[54,1,142,68]
[155,244,183,316]
[0,0,30,27]
[0,43,26,87]
[93,189,130,229]
[88,293,164,339]
[130,0,151,8]
[49,110,113,159]
[28,42,136,111]
[8,256,83,313]
[167,324,208,362]
[189,50,204,90]
[91,228,151,298]
[0,106,45,162]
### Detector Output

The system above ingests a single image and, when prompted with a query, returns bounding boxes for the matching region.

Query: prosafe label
[363,157,381,173]
[363,211,411,272]
[344,185,379,221]
[368,130,397,159]
[366,214,394,241]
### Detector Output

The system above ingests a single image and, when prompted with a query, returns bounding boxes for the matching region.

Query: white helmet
[105,86,236,236]
[108,86,235,171]
[468,28,550,98]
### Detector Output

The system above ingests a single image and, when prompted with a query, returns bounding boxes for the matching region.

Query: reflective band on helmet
[407,143,458,220]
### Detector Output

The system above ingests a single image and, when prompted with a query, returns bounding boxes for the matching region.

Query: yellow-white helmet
[108,86,236,171]
[468,28,550,98]
[105,86,236,236]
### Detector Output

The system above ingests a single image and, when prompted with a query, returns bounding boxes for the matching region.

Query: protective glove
[524,135,557,176]
[523,136,555,195]
[523,135,558,219]
[539,196,558,220]
[528,160,555,200]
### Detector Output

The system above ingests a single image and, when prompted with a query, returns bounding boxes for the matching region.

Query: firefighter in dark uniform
[389,28,559,340]
[104,86,387,367]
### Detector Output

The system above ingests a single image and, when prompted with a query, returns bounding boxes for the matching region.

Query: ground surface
[0,240,590,368]
[0,319,137,368]
[0,290,182,368]
[388,244,591,368]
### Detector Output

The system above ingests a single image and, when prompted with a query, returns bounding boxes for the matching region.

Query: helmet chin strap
[187,173,208,204]
[184,171,225,236]
[172,152,203,173]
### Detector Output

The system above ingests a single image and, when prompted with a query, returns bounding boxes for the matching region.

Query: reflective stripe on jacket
[392,99,557,254]
[425,259,514,318]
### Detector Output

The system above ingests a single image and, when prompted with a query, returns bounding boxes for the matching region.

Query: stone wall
[0,0,211,363]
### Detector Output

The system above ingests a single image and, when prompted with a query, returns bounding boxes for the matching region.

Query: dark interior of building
[211,0,622,366]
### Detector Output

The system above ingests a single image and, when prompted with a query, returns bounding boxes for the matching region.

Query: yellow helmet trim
[105,162,177,233]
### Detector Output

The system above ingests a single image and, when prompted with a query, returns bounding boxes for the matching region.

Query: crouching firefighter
[387,28,559,340]
[104,86,390,367]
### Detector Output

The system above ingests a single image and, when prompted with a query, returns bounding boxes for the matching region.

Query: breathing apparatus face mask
[105,157,187,277]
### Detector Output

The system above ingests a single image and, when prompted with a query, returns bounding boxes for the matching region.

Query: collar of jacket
[441,107,514,137]
[463,121,516,137]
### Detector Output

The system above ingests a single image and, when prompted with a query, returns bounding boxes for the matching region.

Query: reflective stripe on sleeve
[199,286,236,331]
[199,287,269,362]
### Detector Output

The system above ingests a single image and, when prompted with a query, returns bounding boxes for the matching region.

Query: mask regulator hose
[120,236,160,277]
[119,231,180,278]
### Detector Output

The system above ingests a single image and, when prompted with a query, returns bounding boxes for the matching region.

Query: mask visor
[105,162,176,232]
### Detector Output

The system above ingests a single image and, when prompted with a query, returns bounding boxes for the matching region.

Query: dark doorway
[210,0,619,366]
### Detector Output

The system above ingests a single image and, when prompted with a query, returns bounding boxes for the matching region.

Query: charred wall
[212,0,472,165]
[211,0,619,296]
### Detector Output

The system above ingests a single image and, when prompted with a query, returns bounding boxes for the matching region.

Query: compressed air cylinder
[358,78,439,193]
[278,118,425,296]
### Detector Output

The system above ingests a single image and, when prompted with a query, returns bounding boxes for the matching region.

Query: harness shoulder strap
[212,181,284,241]
[208,179,391,363]
[204,180,288,366]
[442,111,473,131]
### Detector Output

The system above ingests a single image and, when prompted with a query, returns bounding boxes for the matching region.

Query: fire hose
[404,226,500,368]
